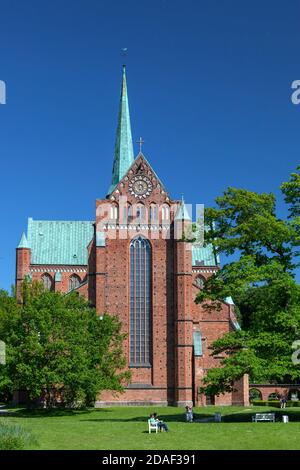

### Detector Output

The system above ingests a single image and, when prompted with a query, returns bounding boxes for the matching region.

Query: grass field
[1,405,300,450]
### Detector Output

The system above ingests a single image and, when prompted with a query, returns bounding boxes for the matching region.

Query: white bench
[252,413,275,422]
[148,419,158,433]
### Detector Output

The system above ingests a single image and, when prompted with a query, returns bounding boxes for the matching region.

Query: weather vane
[121,47,128,67]
[137,137,145,153]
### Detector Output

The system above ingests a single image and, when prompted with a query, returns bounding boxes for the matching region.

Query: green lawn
[2,405,300,450]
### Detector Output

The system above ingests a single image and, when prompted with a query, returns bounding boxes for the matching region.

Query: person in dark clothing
[280,395,287,409]
[153,412,169,432]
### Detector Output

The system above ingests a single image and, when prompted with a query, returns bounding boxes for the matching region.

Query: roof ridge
[29,219,94,223]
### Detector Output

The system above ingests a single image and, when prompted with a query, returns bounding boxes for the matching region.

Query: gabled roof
[27,218,94,265]
[109,151,168,198]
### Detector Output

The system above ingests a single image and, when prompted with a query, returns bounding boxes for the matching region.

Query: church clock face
[129,175,153,199]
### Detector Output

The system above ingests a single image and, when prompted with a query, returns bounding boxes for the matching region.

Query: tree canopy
[0,283,130,407]
[196,167,300,396]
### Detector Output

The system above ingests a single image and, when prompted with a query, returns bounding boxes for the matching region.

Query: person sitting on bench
[152,413,169,432]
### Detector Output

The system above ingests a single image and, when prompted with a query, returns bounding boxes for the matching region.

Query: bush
[0,421,37,450]
[287,400,300,407]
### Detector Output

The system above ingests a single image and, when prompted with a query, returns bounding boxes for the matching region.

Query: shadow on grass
[79,413,216,424]
[222,409,300,423]
[2,407,112,419]
[80,409,300,424]
[4,407,300,424]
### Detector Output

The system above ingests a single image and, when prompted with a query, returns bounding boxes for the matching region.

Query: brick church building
[16,67,249,407]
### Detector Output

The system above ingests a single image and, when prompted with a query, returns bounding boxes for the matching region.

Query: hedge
[251,400,300,408]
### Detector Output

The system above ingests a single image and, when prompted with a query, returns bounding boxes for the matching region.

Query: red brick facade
[15,153,249,407]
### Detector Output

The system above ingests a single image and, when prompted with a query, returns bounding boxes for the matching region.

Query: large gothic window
[69,274,81,291]
[41,273,53,291]
[130,236,152,366]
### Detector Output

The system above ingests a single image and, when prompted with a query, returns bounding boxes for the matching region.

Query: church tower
[15,65,249,407]
[93,67,182,405]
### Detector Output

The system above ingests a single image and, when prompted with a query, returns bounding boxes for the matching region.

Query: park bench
[252,413,275,422]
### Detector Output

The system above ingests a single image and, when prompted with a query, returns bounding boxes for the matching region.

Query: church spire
[175,195,191,221]
[108,66,134,195]
[17,232,29,248]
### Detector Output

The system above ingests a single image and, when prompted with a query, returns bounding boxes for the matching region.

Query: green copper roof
[27,218,94,265]
[17,232,29,248]
[192,244,220,266]
[108,66,134,195]
[175,197,191,221]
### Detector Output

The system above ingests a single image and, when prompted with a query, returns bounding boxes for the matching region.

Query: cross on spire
[137,137,145,153]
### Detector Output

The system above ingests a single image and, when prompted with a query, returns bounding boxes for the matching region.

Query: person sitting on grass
[152,413,169,432]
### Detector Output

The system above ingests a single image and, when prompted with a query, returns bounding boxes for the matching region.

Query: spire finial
[121,48,128,70]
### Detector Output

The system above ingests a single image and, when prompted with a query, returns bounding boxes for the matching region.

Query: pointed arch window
[162,204,170,221]
[195,275,205,290]
[69,274,81,292]
[150,204,158,223]
[130,236,152,366]
[136,203,145,223]
[124,204,132,223]
[41,273,53,291]
[110,204,119,221]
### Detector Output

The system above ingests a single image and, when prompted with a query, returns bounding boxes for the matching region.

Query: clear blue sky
[0,0,299,291]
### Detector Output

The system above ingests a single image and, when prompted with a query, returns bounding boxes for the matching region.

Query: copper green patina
[27,218,94,265]
[108,66,134,195]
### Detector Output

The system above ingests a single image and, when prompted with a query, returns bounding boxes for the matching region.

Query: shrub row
[252,400,300,408]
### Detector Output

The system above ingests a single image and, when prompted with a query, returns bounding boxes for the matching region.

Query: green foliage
[0,283,130,407]
[4,406,300,450]
[0,420,37,449]
[281,165,300,219]
[196,168,300,395]
[281,165,300,252]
